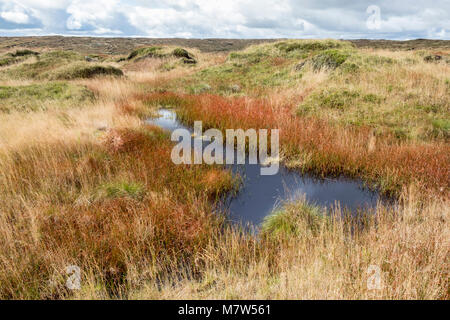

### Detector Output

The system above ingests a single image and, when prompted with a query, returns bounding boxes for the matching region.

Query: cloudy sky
[0,0,448,39]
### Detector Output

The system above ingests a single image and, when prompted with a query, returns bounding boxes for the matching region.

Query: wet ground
[148,109,381,226]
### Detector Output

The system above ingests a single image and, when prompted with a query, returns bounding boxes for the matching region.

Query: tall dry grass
[129,187,449,300]
[0,45,448,300]
[0,123,235,298]
[0,72,236,299]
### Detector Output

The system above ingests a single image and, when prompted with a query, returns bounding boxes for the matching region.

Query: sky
[0,0,449,39]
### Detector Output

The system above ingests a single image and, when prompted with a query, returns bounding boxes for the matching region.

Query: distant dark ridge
[0,36,448,55]
[0,36,277,54]
[349,39,450,50]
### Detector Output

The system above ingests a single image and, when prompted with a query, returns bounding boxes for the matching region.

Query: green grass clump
[0,56,19,67]
[1,50,83,80]
[181,40,355,94]
[298,88,362,112]
[261,199,327,238]
[51,63,123,80]
[431,119,450,139]
[9,49,39,57]
[127,46,165,60]
[187,53,295,94]
[228,50,270,63]
[229,39,353,62]
[98,181,146,201]
[0,82,94,113]
[0,49,39,67]
[126,46,197,64]
[275,39,352,54]
[310,49,351,71]
[297,84,449,141]
[172,48,192,59]
[1,49,122,80]
[337,53,395,74]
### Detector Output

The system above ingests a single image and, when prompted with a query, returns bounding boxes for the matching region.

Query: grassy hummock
[261,199,327,238]
[0,82,94,112]
[51,63,123,80]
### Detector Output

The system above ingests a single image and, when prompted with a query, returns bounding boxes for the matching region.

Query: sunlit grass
[0,42,448,300]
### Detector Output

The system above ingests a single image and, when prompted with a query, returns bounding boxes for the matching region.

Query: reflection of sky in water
[148,109,381,226]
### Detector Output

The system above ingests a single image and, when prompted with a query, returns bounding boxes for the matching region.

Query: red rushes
[0,125,231,298]
[144,92,449,195]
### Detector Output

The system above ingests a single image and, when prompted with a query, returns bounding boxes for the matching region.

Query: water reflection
[148,109,381,226]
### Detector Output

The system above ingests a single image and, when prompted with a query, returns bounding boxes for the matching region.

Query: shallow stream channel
[147,109,383,227]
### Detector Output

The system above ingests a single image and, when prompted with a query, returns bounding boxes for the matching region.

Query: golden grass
[0,44,448,300]
[124,48,226,85]
[129,188,449,300]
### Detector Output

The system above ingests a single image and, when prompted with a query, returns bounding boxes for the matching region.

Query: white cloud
[15,0,70,10]
[93,27,122,35]
[66,0,120,31]
[0,0,448,39]
[1,10,28,23]
[0,1,30,24]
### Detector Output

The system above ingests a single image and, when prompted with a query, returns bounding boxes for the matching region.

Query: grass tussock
[51,63,123,80]
[0,50,82,80]
[126,46,197,64]
[261,199,327,238]
[1,50,123,81]
[0,40,448,300]
[0,49,39,67]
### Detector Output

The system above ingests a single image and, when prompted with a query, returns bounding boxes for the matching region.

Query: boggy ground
[0,38,448,299]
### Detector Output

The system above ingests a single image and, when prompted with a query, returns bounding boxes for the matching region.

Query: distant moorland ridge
[0,36,449,54]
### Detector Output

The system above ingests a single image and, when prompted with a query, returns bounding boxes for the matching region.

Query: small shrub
[340,62,359,73]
